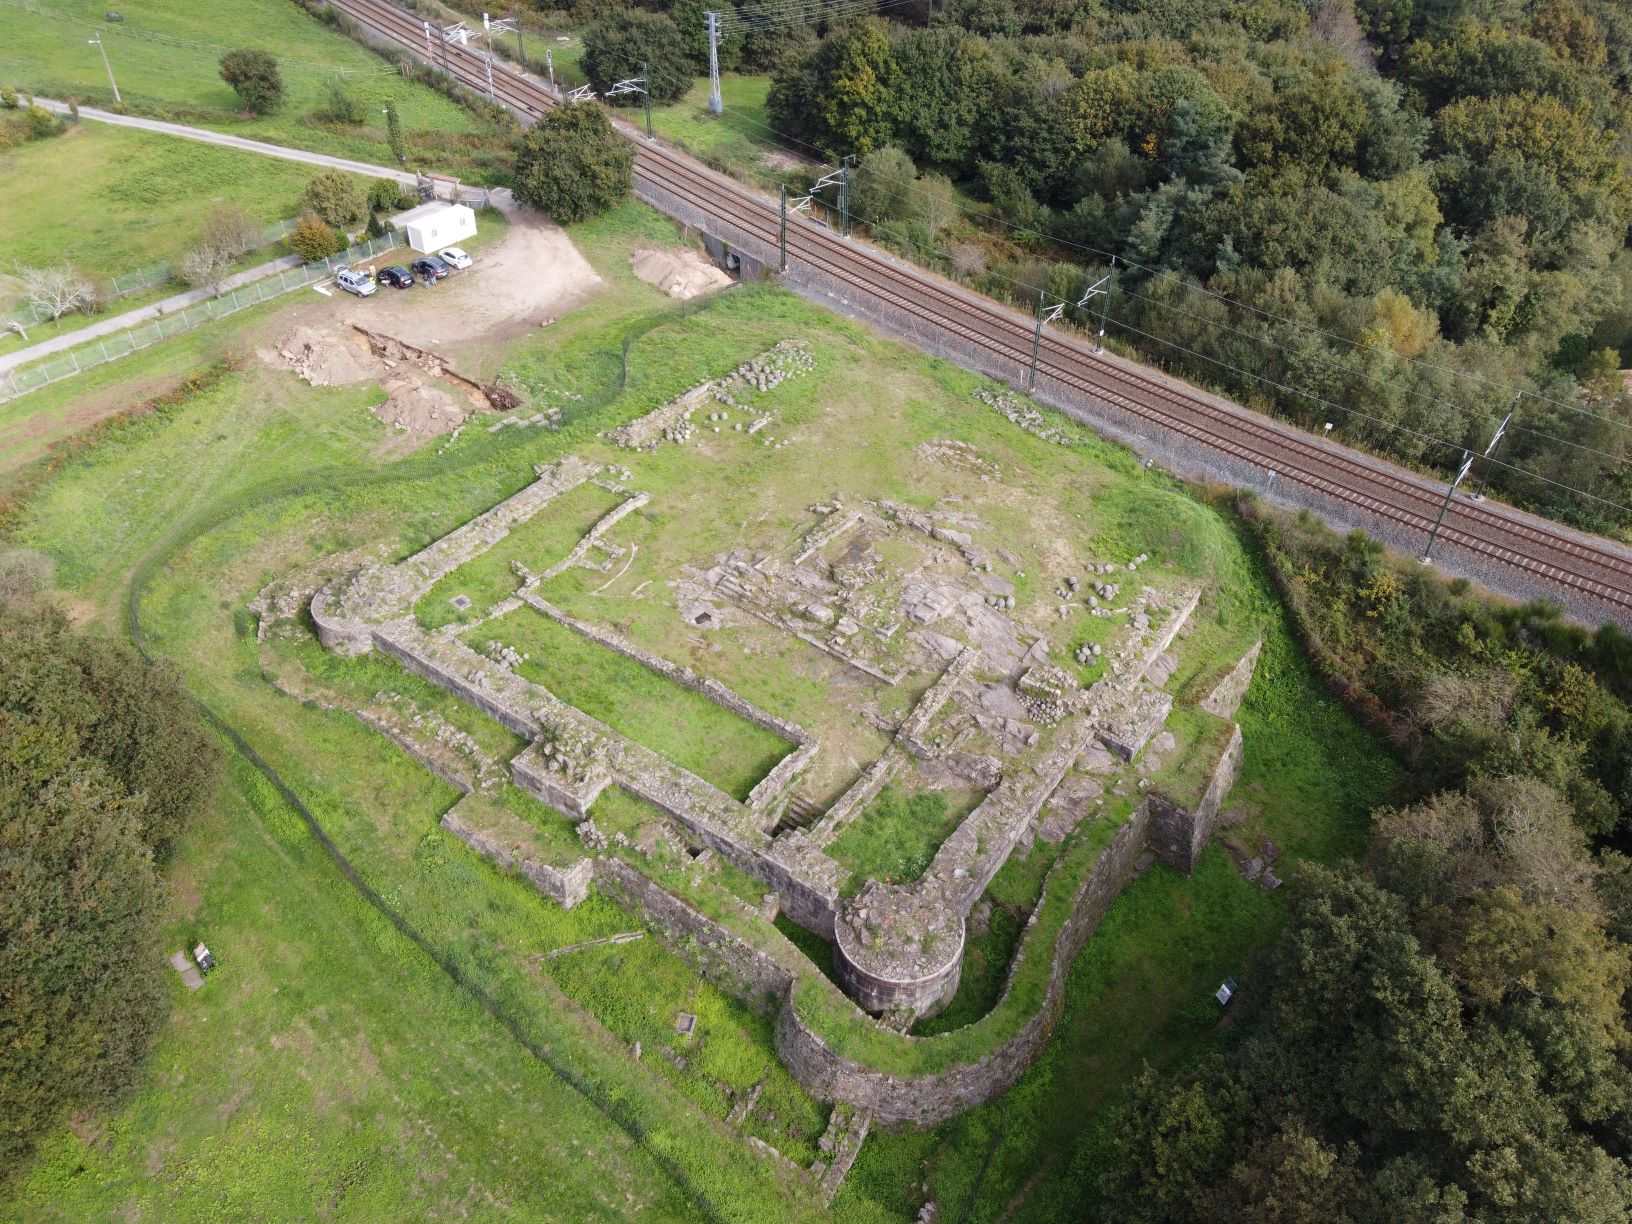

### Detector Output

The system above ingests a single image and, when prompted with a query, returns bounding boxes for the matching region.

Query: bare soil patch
[631,247,733,299]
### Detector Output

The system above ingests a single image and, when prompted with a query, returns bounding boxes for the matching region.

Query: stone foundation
[441,800,593,908]
[1147,722,1243,875]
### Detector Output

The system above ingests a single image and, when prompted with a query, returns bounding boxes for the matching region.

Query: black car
[411,255,451,282]
[376,265,415,289]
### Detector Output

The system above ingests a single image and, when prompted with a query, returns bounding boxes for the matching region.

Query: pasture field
[0,198,1394,1220]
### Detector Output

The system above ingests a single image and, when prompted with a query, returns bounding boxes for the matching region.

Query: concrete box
[393,201,478,254]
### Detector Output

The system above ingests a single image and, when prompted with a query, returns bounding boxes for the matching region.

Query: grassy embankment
[1,194,1396,1220]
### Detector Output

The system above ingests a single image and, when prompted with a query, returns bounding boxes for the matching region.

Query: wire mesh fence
[0,232,403,405]
[6,217,305,329]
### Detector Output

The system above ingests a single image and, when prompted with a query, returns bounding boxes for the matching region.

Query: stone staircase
[773,794,825,836]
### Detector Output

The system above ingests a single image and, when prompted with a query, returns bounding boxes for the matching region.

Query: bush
[580,10,694,105]
[317,76,363,124]
[218,48,283,114]
[511,102,633,224]
[1,85,16,109]
[19,265,96,321]
[367,176,415,213]
[300,170,367,229]
[178,244,232,291]
[289,215,343,263]
[22,104,62,141]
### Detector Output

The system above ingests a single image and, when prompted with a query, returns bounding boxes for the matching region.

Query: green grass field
[0,0,480,163]
[0,196,1398,1221]
[1,123,356,275]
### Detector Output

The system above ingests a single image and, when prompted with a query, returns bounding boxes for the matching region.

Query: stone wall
[774,803,1154,1126]
[593,857,794,1016]
[1200,640,1262,719]
[442,805,593,908]
[1146,722,1243,875]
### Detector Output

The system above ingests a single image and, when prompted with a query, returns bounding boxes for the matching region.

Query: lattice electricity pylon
[565,83,597,104]
[605,67,653,137]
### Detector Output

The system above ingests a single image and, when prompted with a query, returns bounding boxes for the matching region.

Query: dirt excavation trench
[270,323,522,447]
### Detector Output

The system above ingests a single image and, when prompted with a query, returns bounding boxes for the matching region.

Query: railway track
[332,0,1632,623]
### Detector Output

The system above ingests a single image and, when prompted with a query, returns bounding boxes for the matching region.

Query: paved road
[1,249,303,376]
[36,98,417,184]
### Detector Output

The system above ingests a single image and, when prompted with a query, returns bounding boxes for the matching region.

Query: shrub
[289,215,343,263]
[367,176,415,213]
[511,102,633,224]
[385,100,406,166]
[218,48,284,114]
[1,85,17,109]
[580,10,694,104]
[22,104,62,141]
[300,169,367,229]
[317,76,363,124]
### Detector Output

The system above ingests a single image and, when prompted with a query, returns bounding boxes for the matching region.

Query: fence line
[6,216,305,330]
[0,231,403,405]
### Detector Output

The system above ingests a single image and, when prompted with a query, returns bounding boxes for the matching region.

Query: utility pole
[1473,393,1520,502]
[779,184,789,273]
[1076,255,1115,354]
[88,35,120,106]
[545,49,556,94]
[605,68,652,138]
[838,155,853,237]
[706,10,723,115]
[643,60,652,139]
[512,9,524,64]
[1028,292,1066,392]
[1423,450,1475,564]
[481,13,495,99]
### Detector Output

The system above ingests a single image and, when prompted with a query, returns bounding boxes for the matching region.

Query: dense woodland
[0,578,218,1175]
[565,0,1632,533]
[1099,504,1632,1221]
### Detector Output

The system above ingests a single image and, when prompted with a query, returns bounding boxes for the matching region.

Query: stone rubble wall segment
[535,491,652,583]
[1200,640,1262,719]
[441,802,594,908]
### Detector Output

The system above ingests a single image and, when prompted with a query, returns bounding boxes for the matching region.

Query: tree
[0,607,217,1172]
[19,265,96,321]
[581,10,693,105]
[384,100,406,166]
[511,102,633,224]
[890,27,997,172]
[767,19,896,160]
[178,243,232,292]
[289,215,343,263]
[218,48,284,114]
[200,202,262,261]
[300,170,367,230]
[670,0,741,74]
[367,177,414,214]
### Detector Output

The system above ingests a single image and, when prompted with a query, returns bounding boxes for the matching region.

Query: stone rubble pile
[974,388,1076,446]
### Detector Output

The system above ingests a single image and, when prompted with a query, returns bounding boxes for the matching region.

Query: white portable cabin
[392,201,478,255]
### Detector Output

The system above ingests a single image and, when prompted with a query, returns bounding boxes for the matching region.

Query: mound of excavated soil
[631,247,733,300]
[274,325,384,387]
[375,373,466,438]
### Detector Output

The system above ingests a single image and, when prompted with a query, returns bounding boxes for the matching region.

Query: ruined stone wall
[372,627,537,739]
[774,803,1154,1126]
[523,594,811,747]
[442,807,594,908]
[1201,641,1262,719]
[1147,722,1243,876]
[309,587,373,655]
[593,857,794,1016]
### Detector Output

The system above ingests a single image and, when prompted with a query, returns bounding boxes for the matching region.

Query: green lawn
[827,784,978,893]
[1,123,358,276]
[415,479,625,630]
[476,605,795,803]
[0,0,479,164]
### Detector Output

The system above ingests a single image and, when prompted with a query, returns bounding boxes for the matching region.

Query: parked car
[333,264,377,297]
[411,255,451,282]
[438,246,472,270]
[376,265,415,289]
